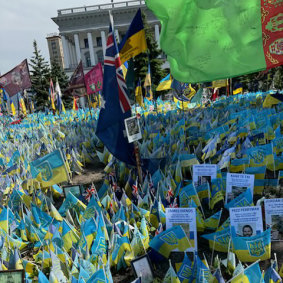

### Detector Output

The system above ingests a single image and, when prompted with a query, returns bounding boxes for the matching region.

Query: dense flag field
[0,90,282,282]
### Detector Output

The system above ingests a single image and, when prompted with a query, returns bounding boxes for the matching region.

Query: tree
[29,40,50,108]
[133,12,166,98]
[50,61,69,90]
[50,61,72,108]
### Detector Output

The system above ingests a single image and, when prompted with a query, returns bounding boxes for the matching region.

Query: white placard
[165,207,197,252]
[226,173,254,204]
[124,116,142,143]
[192,164,217,188]
[264,198,283,241]
[229,206,263,237]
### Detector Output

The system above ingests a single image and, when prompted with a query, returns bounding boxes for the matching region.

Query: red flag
[65,61,85,96]
[0,59,31,97]
[84,63,103,95]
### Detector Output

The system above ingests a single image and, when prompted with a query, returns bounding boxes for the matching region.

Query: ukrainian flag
[30,149,69,188]
[272,136,283,155]
[232,229,271,262]
[244,166,266,180]
[231,262,263,282]
[119,8,147,64]
[204,210,222,230]
[263,92,283,108]
[202,227,230,253]
[144,63,153,100]
[135,79,144,107]
[10,100,16,116]
[230,157,250,172]
[149,225,191,258]
[225,188,253,209]
[156,74,172,91]
[246,144,274,168]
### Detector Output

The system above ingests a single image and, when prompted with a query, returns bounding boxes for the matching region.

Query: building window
[96,37,102,47]
[84,38,89,48]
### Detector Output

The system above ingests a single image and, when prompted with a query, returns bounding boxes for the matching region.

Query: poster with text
[264,198,283,241]
[193,164,217,188]
[226,173,254,204]
[166,207,197,252]
[229,206,263,237]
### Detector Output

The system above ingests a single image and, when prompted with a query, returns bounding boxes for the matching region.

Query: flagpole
[134,142,143,185]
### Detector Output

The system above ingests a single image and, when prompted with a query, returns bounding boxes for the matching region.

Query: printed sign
[229,206,263,237]
[165,207,197,252]
[226,173,254,204]
[192,164,217,188]
[264,198,283,241]
[124,116,142,143]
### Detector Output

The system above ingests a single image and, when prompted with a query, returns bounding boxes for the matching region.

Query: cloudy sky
[0,0,128,75]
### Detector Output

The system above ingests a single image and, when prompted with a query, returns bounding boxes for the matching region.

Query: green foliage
[50,61,72,108]
[29,40,51,107]
[133,12,166,98]
[236,65,283,92]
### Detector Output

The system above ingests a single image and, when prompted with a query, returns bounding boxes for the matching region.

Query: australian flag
[96,24,136,166]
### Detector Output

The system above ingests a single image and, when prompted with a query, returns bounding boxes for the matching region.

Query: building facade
[46,33,65,69]
[51,0,161,76]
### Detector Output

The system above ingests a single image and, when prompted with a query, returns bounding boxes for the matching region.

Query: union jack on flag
[166,186,174,203]
[104,25,131,113]
[132,179,139,196]
[83,186,96,202]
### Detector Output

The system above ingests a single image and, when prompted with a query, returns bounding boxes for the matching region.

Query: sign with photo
[264,198,283,241]
[226,173,254,204]
[124,116,142,143]
[131,254,154,283]
[165,207,197,252]
[229,206,263,237]
[192,164,217,188]
[62,185,82,198]
[0,270,24,283]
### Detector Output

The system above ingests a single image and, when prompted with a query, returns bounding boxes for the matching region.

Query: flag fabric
[73,97,79,111]
[263,92,283,108]
[144,63,153,100]
[49,79,56,110]
[95,23,136,166]
[264,266,282,283]
[30,149,69,188]
[202,227,230,253]
[156,74,172,91]
[225,188,253,209]
[177,253,194,282]
[246,144,274,168]
[145,0,283,83]
[135,79,144,107]
[232,229,271,262]
[84,63,103,95]
[66,61,85,94]
[233,83,243,95]
[10,100,16,116]
[230,262,263,283]
[149,225,191,258]
[118,8,147,64]
[0,59,31,97]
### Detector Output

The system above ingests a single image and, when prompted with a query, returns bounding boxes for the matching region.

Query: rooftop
[57,0,146,16]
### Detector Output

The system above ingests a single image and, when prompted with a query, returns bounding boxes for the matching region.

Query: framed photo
[62,184,82,198]
[124,116,142,143]
[0,269,25,283]
[131,254,154,283]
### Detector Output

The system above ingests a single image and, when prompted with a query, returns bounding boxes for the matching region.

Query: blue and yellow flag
[264,266,281,283]
[263,92,283,108]
[156,74,172,91]
[202,227,230,253]
[135,79,144,107]
[176,253,194,282]
[144,63,153,100]
[149,225,191,258]
[246,143,274,168]
[30,149,69,188]
[119,9,147,64]
[232,229,271,262]
[225,188,253,209]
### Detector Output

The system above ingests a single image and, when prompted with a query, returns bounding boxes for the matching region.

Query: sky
[0,0,128,75]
